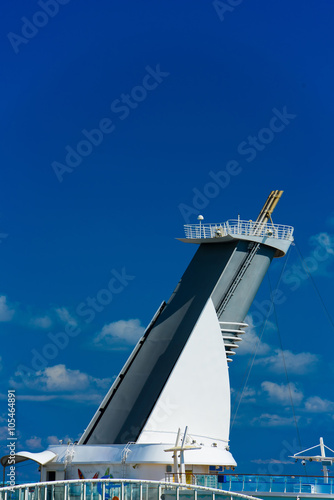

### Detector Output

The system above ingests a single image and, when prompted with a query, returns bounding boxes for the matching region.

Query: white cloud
[251,458,293,465]
[47,435,60,445]
[255,349,319,374]
[0,296,14,322]
[43,365,92,391]
[242,386,257,398]
[300,232,334,277]
[15,393,104,404]
[304,396,334,413]
[236,315,271,356]
[231,386,258,405]
[55,307,78,327]
[25,436,43,449]
[16,394,58,401]
[11,364,111,395]
[93,319,145,348]
[261,381,304,405]
[237,329,271,355]
[251,413,299,427]
[47,434,75,445]
[30,316,52,329]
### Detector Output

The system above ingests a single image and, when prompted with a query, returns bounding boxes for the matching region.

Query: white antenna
[291,437,334,483]
[164,427,201,482]
[197,215,204,238]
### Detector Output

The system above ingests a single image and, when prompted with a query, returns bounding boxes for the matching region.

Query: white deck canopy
[1,450,56,468]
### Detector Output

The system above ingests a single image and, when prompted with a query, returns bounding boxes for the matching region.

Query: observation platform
[178,220,294,258]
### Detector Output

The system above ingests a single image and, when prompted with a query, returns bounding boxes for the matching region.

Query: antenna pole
[180,427,188,483]
[320,437,329,483]
[174,429,180,479]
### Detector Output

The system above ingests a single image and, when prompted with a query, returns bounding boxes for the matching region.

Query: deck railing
[165,474,334,495]
[184,220,294,241]
[0,478,260,500]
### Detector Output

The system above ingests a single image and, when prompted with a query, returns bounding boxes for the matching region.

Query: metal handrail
[164,473,334,495]
[184,220,294,241]
[0,478,261,500]
[192,473,334,478]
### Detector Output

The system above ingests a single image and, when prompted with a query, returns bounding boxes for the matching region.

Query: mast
[320,437,329,483]
[291,437,334,482]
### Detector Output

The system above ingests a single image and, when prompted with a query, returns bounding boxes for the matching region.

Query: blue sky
[1,0,334,483]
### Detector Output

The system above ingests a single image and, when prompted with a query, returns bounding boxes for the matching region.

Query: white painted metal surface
[219,322,247,362]
[136,298,234,465]
[0,450,56,467]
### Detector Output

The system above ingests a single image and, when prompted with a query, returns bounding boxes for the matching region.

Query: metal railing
[0,478,261,500]
[165,474,334,495]
[184,220,294,241]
